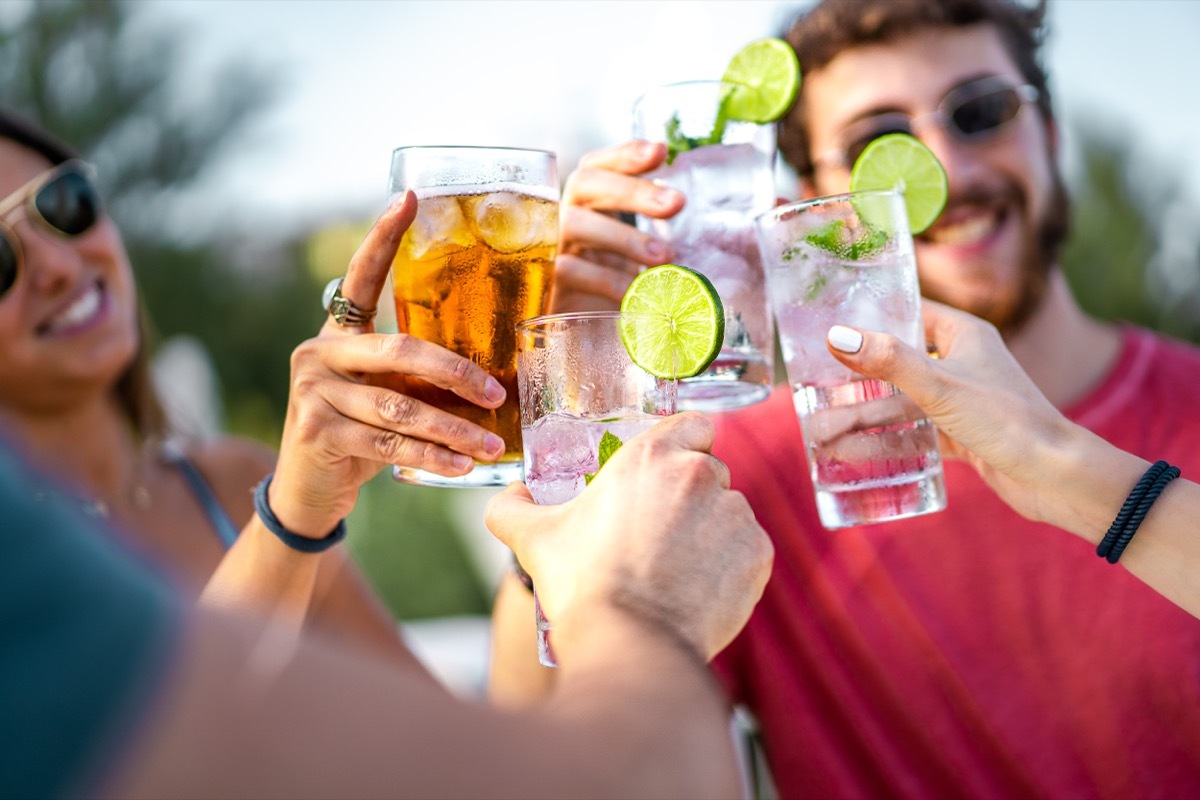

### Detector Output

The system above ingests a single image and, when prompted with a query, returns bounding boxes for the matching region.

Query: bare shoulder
[176,436,277,521]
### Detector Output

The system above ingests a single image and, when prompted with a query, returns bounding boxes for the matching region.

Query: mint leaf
[663,89,733,165]
[801,220,888,260]
[583,431,624,485]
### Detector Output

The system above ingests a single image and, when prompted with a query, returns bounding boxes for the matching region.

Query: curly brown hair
[779,0,1054,180]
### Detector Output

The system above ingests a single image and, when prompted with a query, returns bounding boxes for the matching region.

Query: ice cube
[406,195,475,261]
[470,191,539,254]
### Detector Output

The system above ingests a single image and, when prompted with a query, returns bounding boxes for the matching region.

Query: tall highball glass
[755,188,946,529]
[389,146,558,488]
[516,311,678,665]
[632,80,776,411]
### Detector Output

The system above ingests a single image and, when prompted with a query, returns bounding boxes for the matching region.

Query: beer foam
[390,182,559,204]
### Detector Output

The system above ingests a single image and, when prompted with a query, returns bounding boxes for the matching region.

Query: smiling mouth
[922,206,1006,247]
[39,280,105,336]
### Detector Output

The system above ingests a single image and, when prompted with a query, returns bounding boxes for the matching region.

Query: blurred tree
[1061,115,1200,344]
[0,0,321,443]
[0,0,274,239]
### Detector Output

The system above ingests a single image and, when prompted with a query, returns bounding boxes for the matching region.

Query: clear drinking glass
[632,80,776,411]
[388,146,558,488]
[516,311,678,666]
[754,188,946,529]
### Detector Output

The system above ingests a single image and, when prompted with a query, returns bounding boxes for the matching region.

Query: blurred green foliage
[347,474,491,619]
[1061,117,1200,345]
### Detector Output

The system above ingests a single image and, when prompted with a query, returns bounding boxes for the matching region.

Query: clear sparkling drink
[756,189,946,529]
[516,311,678,666]
[523,413,666,505]
[523,412,666,666]
[633,80,776,411]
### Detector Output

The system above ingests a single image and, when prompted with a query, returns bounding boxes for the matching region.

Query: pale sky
[150,0,1200,239]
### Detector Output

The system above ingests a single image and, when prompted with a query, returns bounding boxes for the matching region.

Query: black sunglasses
[815,77,1040,171]
[0,160,103,300]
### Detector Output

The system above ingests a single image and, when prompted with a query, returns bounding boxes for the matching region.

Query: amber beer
[387,147,559,488]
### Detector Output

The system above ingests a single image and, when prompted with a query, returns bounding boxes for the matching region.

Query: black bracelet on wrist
[253,473,347,554]
[1097,460,1180,564]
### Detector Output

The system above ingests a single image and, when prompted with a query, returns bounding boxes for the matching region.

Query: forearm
[532,605,742,799]
[1032,424,1200,619]
[198,519,321,633]
[112,605,741,799]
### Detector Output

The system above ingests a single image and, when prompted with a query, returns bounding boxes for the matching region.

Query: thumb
[484,482,542,552]
[337,190,419,328]
[826,324,938,405]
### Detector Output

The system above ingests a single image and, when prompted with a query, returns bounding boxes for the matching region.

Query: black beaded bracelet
[1097,460,1180,564]
[253,473,347,554]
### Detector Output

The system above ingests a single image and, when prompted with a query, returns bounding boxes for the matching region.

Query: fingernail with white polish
[828,325,863,353]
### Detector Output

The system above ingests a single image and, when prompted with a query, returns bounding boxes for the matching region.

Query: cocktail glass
[754,188,946,529]
[388,146,558,488]
[632,80,776,411]
[516,310,678,666]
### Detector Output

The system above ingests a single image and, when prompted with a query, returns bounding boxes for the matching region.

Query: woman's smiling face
[0,138,140,417]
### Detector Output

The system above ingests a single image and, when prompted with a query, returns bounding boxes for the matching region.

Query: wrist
[1033,424,1149,544]
[265,474,347,539]
[254,474,347,553]
[552,596,707,670]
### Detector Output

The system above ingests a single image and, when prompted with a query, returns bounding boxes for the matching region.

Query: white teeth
[48,285,101,332]
[928,213,997,245]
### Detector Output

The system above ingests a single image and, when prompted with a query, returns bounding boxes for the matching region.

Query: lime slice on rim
[619,264,725,380]
[721,37,801,123]
[849,133,948,234]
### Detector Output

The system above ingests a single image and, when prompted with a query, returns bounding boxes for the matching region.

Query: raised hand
[269,192,506,537]
[553,141,683,312]
[485,412,773,663]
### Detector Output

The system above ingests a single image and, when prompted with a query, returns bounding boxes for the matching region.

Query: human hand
[269,192,506,537]
[484,412,773,662]
[825,300,1076,522]
[553,140,684,312]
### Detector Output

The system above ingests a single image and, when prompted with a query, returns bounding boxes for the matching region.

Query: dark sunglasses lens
[35,170,100,236]
[951,88,1022,136]
[846,121,912,165]
[0,232,17,297]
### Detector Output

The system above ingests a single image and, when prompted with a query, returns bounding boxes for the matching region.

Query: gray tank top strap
[158,440,239,549]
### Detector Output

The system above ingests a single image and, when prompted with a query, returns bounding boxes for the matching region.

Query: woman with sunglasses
[0,109,505,662]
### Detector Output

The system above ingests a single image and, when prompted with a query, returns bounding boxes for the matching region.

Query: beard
[918,167,1071,337]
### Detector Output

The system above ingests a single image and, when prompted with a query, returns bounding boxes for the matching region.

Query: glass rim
[390,144,556,159]
[632,79,744,114]
[755,187,904,225]
[516,309,668,333]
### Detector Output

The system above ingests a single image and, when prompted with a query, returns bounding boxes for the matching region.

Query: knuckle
[447,355,474,385]
[289,338,320,373]
[380,333,417,362]
[289,403,325,445]
[868,334,904,372]
[377,391,418,425]
[443,415,479,446]
[562,168,601,206]
[372,429,409,463]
